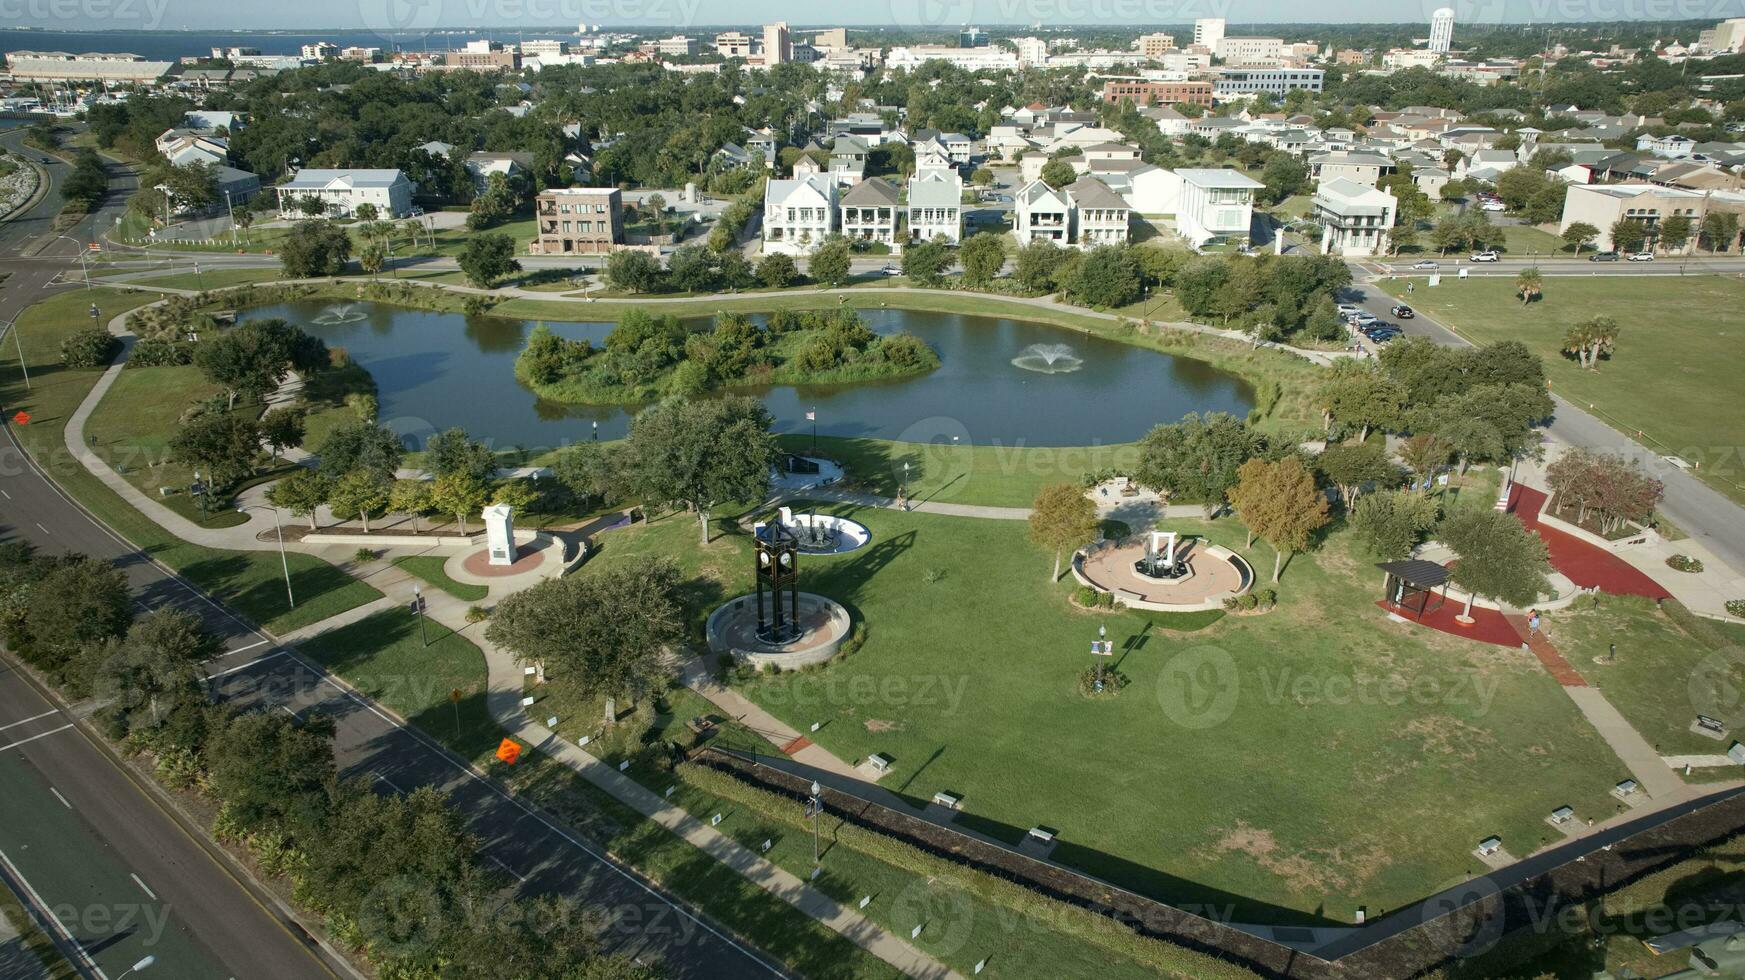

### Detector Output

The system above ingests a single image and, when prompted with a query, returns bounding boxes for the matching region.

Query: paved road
[1370,255,1745,277]
[1343,278,1745,574]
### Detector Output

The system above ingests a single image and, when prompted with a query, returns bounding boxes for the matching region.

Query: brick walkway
[1503,613,1588,688]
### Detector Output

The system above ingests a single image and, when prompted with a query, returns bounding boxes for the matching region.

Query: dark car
[1589,251,1621,262]
[1390,305,1415,319]
[1364,324,1402,341]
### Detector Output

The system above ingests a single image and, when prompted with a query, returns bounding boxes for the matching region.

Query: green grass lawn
[2,288,380,634]
[391,556,487,602]
[1380,275,1745,505]
[784,434,1141,509]
[123,268,286,291]
[1493,224,1565,257]
[578,499,1632,923]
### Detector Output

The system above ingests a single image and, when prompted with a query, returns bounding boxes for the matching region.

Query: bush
[128,337,193,367]
[1097,590,1116,609]
[1666,554,1705,573]
[1074,586,1099,608]
[60,328,120,367]
[466,605,489,624]
[1077,665,1129,698]
[1729,599,1745,618]
[352,547,376,562]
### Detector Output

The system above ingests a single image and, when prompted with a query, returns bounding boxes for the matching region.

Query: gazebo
[1377,559,1450,620]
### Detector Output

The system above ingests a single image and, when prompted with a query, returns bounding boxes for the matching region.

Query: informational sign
[10,411,30,426]
[1091,640,1114,656]
[495,738,522,765]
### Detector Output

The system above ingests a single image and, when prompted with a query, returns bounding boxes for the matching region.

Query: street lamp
[901,461,910,509]
[2,316,28,390]
[117,955,156,978]
[591,420,598,442]
[412,584,428,647]
[237,503,294,609]
[57,234,92,290]
[1095,623,1108,692]
[806,780,823,867]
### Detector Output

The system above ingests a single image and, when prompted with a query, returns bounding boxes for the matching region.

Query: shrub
[1666,554,1705,573]
[465,605,489,624]
[60,328,120,367]
[1729,599,1745,618]
[128,337,193,367]
[1074,586,1099,608]
[922,567,945,584]
[1098,590,1116,609]
[352,547,376,563]
[1256,588,1278,608]
[1077,665,1129,698]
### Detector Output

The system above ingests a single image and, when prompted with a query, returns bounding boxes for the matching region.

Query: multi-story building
[1013,37,1049,67]
[1175,168,1262,247]
[520,39,570,59]
[1702,18,1745,53]
[813,28,848,49]
[885,45,1019,71]
[1100,79,1214,108]
[1014,180,1073,244]
[657,35,698,57]
[447,41,519,71]
[1066,175,1132,247]
[3,50,174,85]
[958,27,987,48]
[1213,68,1324,96]
[839,177,901,249]
[715,32,755,58]
[301,42,339,59]
[529,187,622,255]
[275,169,412,219]
[1558,183,1707,251]
[1313,179,1396,257]
[1193,18,1226,51]
[1136,33,1176,58]
[762,174,838,255]
[1308,150,1392,188]
[763,22,791,65]
[1429,7,1456,54]
[1215,37,1284,65]
[906,169,963,245]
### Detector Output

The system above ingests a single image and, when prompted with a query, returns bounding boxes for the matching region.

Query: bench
[1028,827,1055,844]
[1615,779,1639,797]
[932,791,961,810]
[1699,715,1726,734]
[1477,836,1502,856]
[866,753,892,774]
[1549,806,1574,825]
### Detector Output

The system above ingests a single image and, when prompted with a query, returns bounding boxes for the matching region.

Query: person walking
[1527,609,1541,637]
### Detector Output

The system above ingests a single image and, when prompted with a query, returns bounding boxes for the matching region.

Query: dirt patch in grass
[865,718,906,734]
[1401,713,1496,762]
[1203,823,1390,896]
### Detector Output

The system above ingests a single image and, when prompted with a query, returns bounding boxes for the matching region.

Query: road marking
[0,489,9,499]
[486,853,528,883]
[228,638,271,654]
[0,848,109,979]
[130,873,158,900]
[208,649,286,677]
[372,771,402,793]
[0,724,72,752]
[0,709,59,731]
[49,787,71,810]
[33,522,48,534]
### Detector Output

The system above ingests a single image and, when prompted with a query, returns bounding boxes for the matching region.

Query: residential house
[1458,148,1518,182]
[1637,133,1697,158]
[1312,179,1396,257]
[906,168,964,244]
[1143,104,1192,137]
[1082,141,1142,165]
[1066,175,1133,247]
[762,174,839,254]
[1308,150,1391,187]
[913,136,954,172]
[1175,168,1262,247]
[1013,180,1073,244]
[155,128,228,166]
[1088,160,1181,216]
[829,134,870,185]
[464,152,532,196]
[529,187,622,255]
[839,177,901,249]
[275,169,412,218]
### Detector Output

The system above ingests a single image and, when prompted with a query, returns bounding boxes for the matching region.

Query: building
[715,32,755,58]
[1013,37,1049,67]
[301,42,339,59]
[529,187,623,255]
[1136,33,1176,58]
[1175,168,1262,247]
[839,177,901,249]
[906,168,963,244]
[1558,183,1707,251]
[763,23,791,65]
[1213,68,1324,96]
[1637,133,1696,158]
[1313,179,1397,257]
[520,39,570,59]
[275,169,412,218]
[447,41,519,71]
[958,27,987,48]
[762,174,838,254]
[656,35,698,57]
[1215,37,1284,65]
[464,152,533,195]
[156,130,229,167]
[1066,175,1132,247]
[3,50,173,85]
[1101,79,1213,108]
[1014,180,1073,244]
[1384,48,1443,69]
[1703,18,1745,53]
[885,46,1018,71]
[1193,18,1226,51]
[813,28,848,49]
[1429,7,1456,55]
[1308,150,1392,188]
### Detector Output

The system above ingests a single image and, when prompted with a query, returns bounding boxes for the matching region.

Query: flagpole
[810,407,817,453]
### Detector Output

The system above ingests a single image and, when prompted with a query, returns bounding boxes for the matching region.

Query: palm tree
[1514,267,1542,306]
[1562,321,1595,369]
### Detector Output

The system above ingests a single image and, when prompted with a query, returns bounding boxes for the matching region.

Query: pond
[264,300,1256,451]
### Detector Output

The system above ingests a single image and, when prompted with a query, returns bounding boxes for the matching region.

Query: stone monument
[483,503,515,567]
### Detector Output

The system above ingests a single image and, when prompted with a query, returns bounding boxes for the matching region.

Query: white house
[906,168,963,244]
[1091,161,1181,216]
[762,174,839,255]
[1175,168,1262,247]
[1308,150,1391,188]
[1066,175,1133,247]
[1312,179,1397,257]
[839,177,901,249]
[1013,180,1072,244]
[1637,133,1696,158]
[275,169,413,218]
[913,136,953,172]
[464,152,532,195]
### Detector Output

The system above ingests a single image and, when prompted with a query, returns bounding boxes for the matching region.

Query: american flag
[805,410,816,421]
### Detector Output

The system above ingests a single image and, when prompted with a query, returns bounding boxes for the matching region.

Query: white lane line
[0,709,59,731]
[372,771,402,793]
[208,649,286,678]
[0,488,10,499]
[0,848,109,980]
[33,522,48,534]
[129,873,158,901]
[49,788,71,810]
[279,705,298,719]
[0,724,73,752]
[486,853,528,883]
[227,638,271,654]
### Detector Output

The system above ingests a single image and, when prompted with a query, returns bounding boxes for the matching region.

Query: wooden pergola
[1377,559,1450,620]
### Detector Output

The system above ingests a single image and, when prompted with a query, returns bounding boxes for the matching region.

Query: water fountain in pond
[1010,343,1084,374]
[313,303,367,325]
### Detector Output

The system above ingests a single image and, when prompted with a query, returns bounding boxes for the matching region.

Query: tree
[808,234,852,287]
[1135,412,1266,515]
[457,233,521,288]
[1059,244,1141,308]
[605,250,663,293]
[756,252,797,288]
[619,396,776,545]
[1609,218,1647,255]
[429,471,490,534]
[316,420,404,479]
[354,202,378,222]
[195,318,327,410]
[1560,221,1598,256]
[22,555,132,678]
[1659,213,1692,253]
[388,479,433,532]
[279,220,352,278]
[665,245,720,292]
[1317,362,1406,442]
[203,709,335,834]
[551,442,618,506]
[1225,457,1329,582]
[1039,158,1077,190]
[1546,448,1663,534]
[1398,433,1451,491]
[60,328,119,367]
[268,471,332,530]
[259,406,307,461]
[1514,267,1542,306]
[1258,153,1307,205]
[169,413,261,488]
[1702,212,1739,253]
[1439,508,1551,620]
[424,428,496,481]
[1562,316,1620,370]
[1348,490,1441,560]
[487,561,685,719]
[1028,483,1100,581]
[1013,239,1068,293]
[328,469,390,533]
[358,240,386,280]
[901,236,952,287]
[645,192,668,234]
[1315,441,1401,508]
[958,233,1006,286]
[93,608,218,748]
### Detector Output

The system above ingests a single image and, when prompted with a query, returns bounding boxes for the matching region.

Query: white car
[1627,251,1655,262]
[1480,201,1506,212]
[1412,260,1439,270]
[1336,303,1362,318]
[1470,251,1500,262]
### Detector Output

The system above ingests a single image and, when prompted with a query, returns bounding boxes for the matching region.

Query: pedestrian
[1528,610,1541,636]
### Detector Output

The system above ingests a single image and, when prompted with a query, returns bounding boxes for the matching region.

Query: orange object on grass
[10,411,29,426]
[495,738,521,765]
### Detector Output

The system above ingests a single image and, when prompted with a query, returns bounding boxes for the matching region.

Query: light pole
[591,420,598,442]
[806,780,823,867]
[238,503,294,609]
[117,955,156,978]
[3,317,28,390]
[225,188,236,247]
[1095,623,1107,692]
[412,584,428,647]
[57,234,91,289]
[901,461,909,510]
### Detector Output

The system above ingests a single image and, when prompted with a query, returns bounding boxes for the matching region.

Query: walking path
[1564,686,1689,800]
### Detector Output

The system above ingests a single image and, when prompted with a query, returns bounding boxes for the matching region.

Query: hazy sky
[3,0,1669,32]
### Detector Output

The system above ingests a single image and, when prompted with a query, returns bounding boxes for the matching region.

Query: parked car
[1627,251,1655,262]
[1364,327,1401,344]
[1470,250,1500,262]
[1412,260,1438,270]
[1350,312,1379,328]
[1336,303,1363,319]
[1589,251,1621,262]
[1390,305,1415,318]
[1480,201,1506,212]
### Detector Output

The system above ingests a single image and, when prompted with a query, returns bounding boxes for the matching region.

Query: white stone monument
[483,504,515,566]
[778,505,794,531]
[1150,530,1179,568]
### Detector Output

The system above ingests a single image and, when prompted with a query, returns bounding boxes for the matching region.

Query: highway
[0,132,786,979]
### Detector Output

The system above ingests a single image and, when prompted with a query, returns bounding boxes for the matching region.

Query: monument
[706,508,856,669]
[1133,529,1188,580]
[754,519,802,644]
[756,506,870,556]
[483,503,515,566]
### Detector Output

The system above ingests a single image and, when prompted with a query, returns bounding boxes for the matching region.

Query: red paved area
[779,735,813,755]
[1509,485,1670,600]
[1503,612,1588,687]
[461,544,546,578]
[1376,599,1523,648]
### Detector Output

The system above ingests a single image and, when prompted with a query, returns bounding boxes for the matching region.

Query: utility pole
[4,318,28,390]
